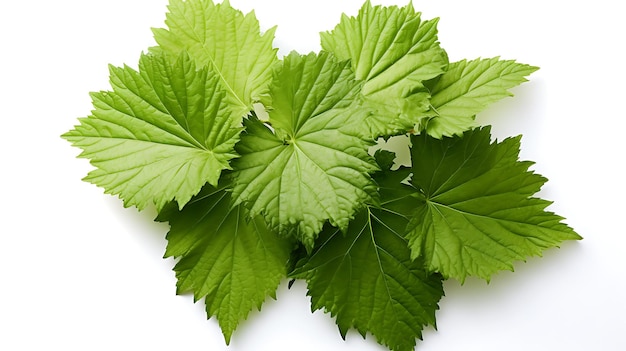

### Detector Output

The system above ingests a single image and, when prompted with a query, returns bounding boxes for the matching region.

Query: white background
[1,0,624,350]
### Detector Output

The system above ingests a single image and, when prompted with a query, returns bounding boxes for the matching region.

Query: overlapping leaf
[63,1,582,350]
[292,154,443,351]
[158,179,293,343]
[231,51,379,249]
[62,52,241,211]
[405,127,581,281]
[153,0,279,118]
[322,0,448,138]
[426,58,539,137]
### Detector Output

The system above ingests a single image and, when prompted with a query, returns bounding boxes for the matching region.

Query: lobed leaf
[231,51,379,249]
[292,160,443,351]
[406,127,581,281]
[322,0,448,138]
[62,52,241,211]
[153,0,279,118]
[159,179,293,343]
[426,58,539,137]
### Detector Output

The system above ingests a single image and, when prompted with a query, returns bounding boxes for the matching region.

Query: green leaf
[406,127,581,281]
[292,161,443,351]
[62,52,241,211]
[231,51,379,249]
[153,0,279,118]
[322,0,447,138]
[426,58,539,137]
[159,178,293,344]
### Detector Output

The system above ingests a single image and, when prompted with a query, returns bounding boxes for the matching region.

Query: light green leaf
[322,0,447,138]
[292,159,443,351]
[62,52,241,211]
[153,0,279,118]
[158,179,293,344]
[231,51,379,249]
[426,58,539,137]
[406,127,581,282]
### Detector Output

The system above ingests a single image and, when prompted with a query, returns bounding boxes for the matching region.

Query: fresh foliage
[426,58,539,137]
[152,0,278,118]
[321,1,448,138]
[292,153,444,351]
[63,1,581,350]
[232,51,379,249]
[63,52,241,211]
[406,127,580,282]
[157,178,293,343]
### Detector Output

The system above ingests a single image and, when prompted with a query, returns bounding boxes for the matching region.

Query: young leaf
[406,127,581,281]
[62,52,241,211]
[231,51,379,249]
[426,58,539,137]
[292,160,443,351]
[322,0,447,138]
[158,178,293,344]
[153,0,279,118]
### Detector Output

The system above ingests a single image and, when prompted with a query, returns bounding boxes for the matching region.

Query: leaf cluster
[62,1,581,350]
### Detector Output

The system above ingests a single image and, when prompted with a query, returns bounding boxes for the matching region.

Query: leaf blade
[63,53,242,211]
[406,127,581,281]
[426,58,539,137]
[292,169,443,351]
[160,180,293,344]
[322,1,448,138]
[232,52,379,248]
[153,0,279,118]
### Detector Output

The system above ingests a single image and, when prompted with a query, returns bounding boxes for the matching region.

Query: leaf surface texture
[63,53,241,211]
[427,58,538,137]
[153,0,279,118]
[160,179,292,343]
[322,0,447,137]
[406,127,581,281]
[292,158,443,351]
[232,52,379,248]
